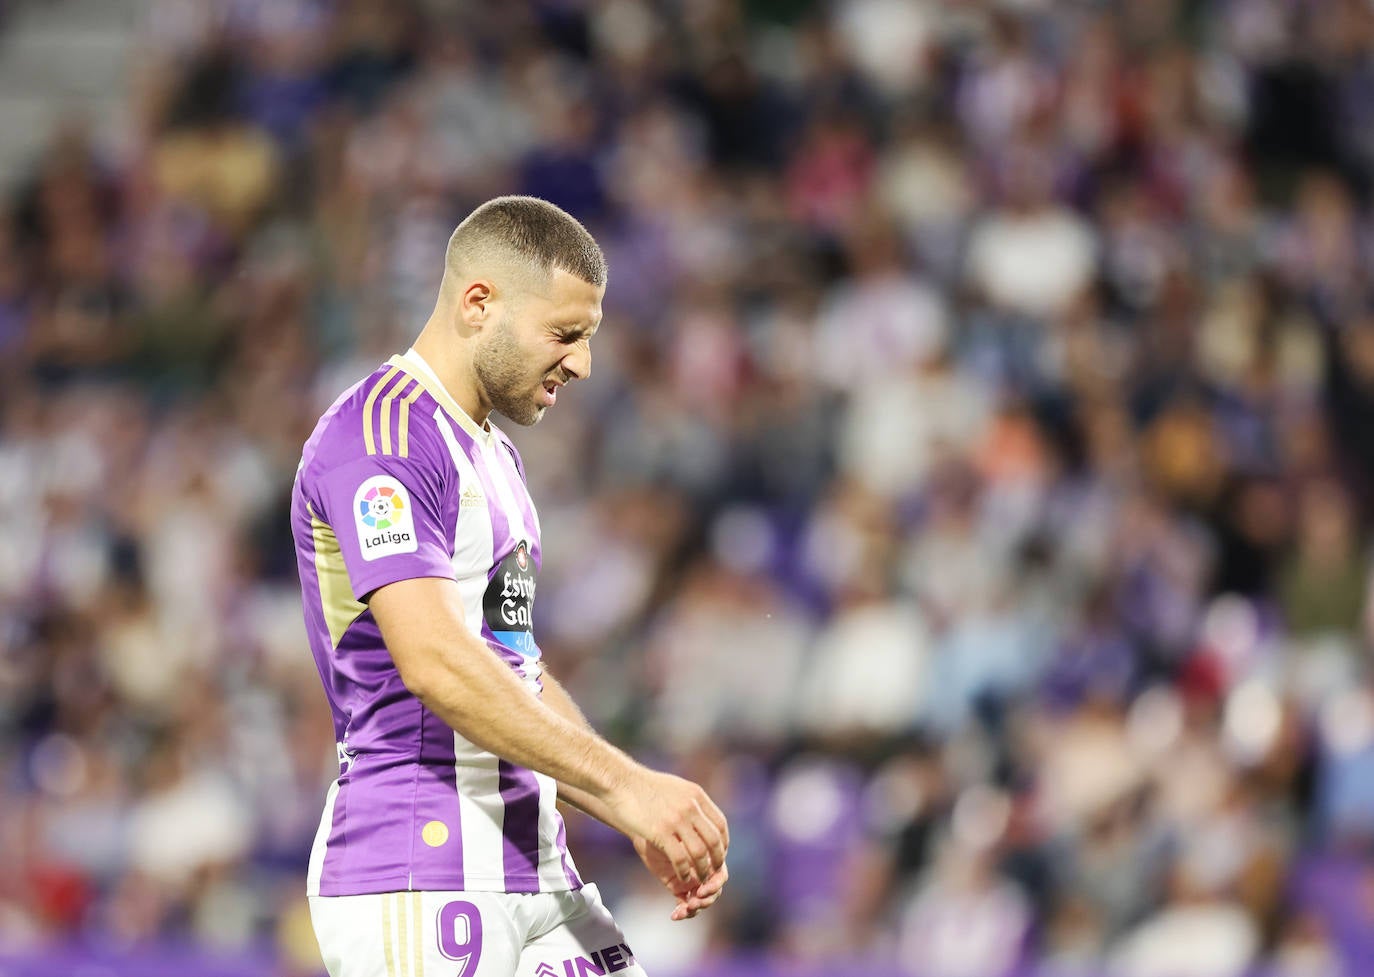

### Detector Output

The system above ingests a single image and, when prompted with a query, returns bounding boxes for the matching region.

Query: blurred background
[2,0,1374,975]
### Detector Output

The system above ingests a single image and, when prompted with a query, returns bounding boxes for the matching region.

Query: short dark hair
[447,196,607,287]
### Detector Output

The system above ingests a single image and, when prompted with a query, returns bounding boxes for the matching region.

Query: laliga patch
[352,474,418,561]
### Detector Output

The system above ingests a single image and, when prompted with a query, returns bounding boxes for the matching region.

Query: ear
[458,280,496,330]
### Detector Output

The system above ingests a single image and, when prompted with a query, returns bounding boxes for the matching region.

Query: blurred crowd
[4,0,1374,975]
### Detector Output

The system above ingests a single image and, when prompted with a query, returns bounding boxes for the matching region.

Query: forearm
[423,643,632,802]
[540,671,626,830]
[400,622,639,810]
[372,578,725,883]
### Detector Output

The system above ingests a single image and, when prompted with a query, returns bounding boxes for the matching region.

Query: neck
[412,317,491,427]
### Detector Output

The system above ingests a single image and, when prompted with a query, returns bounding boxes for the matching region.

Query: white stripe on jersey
[307,779,340,897]
[429,395,569,892]
[535,770,571,889]
[452,729,508,887]
[434,411,493,637]
[477,442,570,889]
[433,409,511,886]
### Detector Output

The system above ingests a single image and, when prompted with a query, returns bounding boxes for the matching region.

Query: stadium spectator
[3,1,1374,975]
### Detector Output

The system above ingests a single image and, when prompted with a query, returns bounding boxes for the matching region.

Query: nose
[562,341,591,382]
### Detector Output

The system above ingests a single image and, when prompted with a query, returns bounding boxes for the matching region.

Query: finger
[670,880,698,902]
[689,880,725,909]
[671,899,692,921]
[694,875,723,900]
[679,822,713,885]
[690,811,727,874]
[697,813,730,873]
[702,796,730,851]
[677,888,721,920]
[695,862,729,899]
[687,896,716,915]
[662,836,697,886]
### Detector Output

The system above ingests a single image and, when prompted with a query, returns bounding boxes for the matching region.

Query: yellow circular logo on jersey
[421,820,450,847]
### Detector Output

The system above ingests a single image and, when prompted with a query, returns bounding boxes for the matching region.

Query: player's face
[474,269,603,426]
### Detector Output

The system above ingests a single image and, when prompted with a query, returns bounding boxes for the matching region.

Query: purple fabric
[554,810,583,889]
[316,609,442,894]
[298,378,457,604]
[498,759,543,891]
[292,357,576,896]
[412,718,465,891]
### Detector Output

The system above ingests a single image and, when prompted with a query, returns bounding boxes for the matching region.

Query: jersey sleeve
[311,452,454,601]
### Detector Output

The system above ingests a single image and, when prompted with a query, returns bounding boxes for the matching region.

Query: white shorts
[308,884,646,977]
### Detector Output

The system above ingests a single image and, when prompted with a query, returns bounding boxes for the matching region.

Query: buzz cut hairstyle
[446,195,607,289]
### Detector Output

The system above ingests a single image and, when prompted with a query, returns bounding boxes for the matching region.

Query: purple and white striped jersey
[291,348,583,898]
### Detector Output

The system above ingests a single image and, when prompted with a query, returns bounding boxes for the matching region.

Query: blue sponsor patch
[492,629,540,658]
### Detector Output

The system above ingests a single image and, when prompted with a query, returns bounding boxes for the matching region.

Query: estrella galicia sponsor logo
[352,475,417,561]
[548,943,636,976]
[484,540,539,657]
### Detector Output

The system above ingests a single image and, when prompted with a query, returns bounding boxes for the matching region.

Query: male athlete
[291,196,729,977]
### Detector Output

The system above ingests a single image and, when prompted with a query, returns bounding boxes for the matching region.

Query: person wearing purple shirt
[291,196,729,977]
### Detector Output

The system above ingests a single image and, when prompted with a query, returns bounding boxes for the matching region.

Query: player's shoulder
[300,357,452,479]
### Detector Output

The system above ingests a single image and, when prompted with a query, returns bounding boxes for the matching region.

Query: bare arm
[368,576,727,886]
[537,668,636,826]
[539,667,729,921]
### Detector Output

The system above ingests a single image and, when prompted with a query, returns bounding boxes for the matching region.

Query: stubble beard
[474,318,547,427]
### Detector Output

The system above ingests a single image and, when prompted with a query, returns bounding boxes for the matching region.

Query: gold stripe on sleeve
[387,354,489,445]
[411,892,424,977]
[363,366,402,456]
[397,383,424,459]
[309,506,366,649]
[382,893,398,977]
[378,375,413,457]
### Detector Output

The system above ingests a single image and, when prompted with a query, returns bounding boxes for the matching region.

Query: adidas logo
[460,486,486,508]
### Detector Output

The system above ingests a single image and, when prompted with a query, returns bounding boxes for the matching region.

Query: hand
[609,769,729,889]
[634,836,729,921]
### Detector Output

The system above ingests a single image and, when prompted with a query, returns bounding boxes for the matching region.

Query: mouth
[540,379,559,407]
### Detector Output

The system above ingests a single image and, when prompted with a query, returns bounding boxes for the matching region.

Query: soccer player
[291,196,729,977]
